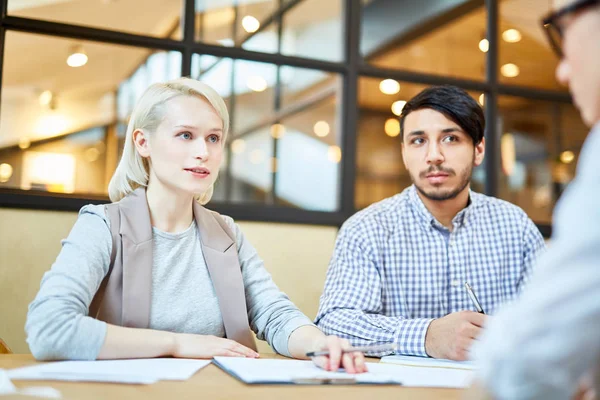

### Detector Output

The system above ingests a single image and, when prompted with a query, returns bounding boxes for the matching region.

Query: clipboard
[213,357,402,386]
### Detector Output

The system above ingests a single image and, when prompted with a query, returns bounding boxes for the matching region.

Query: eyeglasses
[541,0,600,58]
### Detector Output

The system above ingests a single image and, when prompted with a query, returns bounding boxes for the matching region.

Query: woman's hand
[172,334,259,359]
[309,335,367,373]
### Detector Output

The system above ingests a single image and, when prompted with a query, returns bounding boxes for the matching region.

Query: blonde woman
[26,78,366,373]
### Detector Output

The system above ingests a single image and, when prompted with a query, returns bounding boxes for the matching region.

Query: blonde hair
[108,77,229,204]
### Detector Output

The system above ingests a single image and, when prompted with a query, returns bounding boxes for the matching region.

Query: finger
[466,312,488,328]
[340,352,355,373]
[219,349,246,357]
[326,336,343,371]
[312,356,329,371]
[353,352,368,373]
[463,323,482,340]
[234,342,258,358]
[228,341,260,358]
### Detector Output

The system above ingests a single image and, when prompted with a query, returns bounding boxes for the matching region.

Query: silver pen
[464,282,486,314]
[306,343,396,357]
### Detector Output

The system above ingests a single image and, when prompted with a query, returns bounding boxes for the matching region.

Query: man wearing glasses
[469,0,600,399]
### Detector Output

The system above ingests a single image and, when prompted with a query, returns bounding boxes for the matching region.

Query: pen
[306,343,396,358]
[464,282,485,314]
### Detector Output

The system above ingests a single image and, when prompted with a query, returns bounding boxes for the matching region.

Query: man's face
[401,108,485,201]
[554,0,600,126]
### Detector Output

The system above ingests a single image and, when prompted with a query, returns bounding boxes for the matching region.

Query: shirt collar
[407,184,479,230]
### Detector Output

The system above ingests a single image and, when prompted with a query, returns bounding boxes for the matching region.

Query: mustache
[419,166,456,179]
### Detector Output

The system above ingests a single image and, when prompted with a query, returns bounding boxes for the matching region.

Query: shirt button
[451,279,460,287]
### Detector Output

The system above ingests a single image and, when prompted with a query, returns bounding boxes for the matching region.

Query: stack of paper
[7,358,212,384]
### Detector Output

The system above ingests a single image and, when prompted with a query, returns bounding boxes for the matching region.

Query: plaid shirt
[315,185,545,357]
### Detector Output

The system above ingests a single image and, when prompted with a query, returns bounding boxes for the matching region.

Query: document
[214,357,474,388]
[381,355,475,370]
[213,357,402,385]
[7,358,212,384]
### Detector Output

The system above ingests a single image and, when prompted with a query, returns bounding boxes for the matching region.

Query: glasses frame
[541,0,600,57]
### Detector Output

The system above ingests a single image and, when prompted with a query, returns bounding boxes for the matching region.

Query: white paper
[213,357,402,384]
[214,357,474,388]
[7,358,211,385]
[381,355,475,370]
[1,369,61,398]
[367,363,474,388]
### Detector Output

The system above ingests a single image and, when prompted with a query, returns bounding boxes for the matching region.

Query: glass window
[276,94,341,211]
[281,0,344,62]
[196,0,278,53]
[192,55,342,210]
[0,31,181,195]
[362,2,486,81]
[497,97,587,224]
[8,0,183,39]
[356,77,485,209]
[499,1,565,91]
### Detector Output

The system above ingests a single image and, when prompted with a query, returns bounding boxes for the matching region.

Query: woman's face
[136,95,225,197]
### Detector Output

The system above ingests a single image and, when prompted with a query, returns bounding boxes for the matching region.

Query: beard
[411,162,473,202]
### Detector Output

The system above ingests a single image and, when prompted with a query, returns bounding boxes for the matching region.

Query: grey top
[26,204,314,360]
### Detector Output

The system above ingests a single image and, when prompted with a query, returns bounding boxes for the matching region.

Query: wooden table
[1,354,463,399]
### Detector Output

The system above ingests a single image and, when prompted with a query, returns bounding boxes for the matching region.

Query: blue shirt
[315,185,546,357]
[473,123,600,399]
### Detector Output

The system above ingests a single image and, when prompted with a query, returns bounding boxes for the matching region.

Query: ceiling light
[18,137,31,150]
[85,148,100,163]
[313,121,330,137]
[0,163,13,183]
[242,16,260,33]
[39,90,53,107]
[479,38,489,53]
[379,79,400,95]
[67,45,88,68]
[478,94,485,106]
[560,150,575,164]
[502,29,522,43]
[384,118,400,137]
[231,139,246,154]
[327,146,342,163]
[501,133,516,176]
[270,123,285,139]
[391,100,406,116]
[247,76,267,92]
[501,63,520,78]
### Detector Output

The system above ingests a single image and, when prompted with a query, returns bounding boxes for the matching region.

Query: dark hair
[399,85,485,145]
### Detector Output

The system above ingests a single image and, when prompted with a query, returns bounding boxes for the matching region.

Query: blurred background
[0,0,582,230]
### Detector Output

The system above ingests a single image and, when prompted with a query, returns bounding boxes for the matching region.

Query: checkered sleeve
[518,214,546,291]
[315,221,433,357]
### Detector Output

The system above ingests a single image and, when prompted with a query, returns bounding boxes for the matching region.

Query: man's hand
[425,311,487,360]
